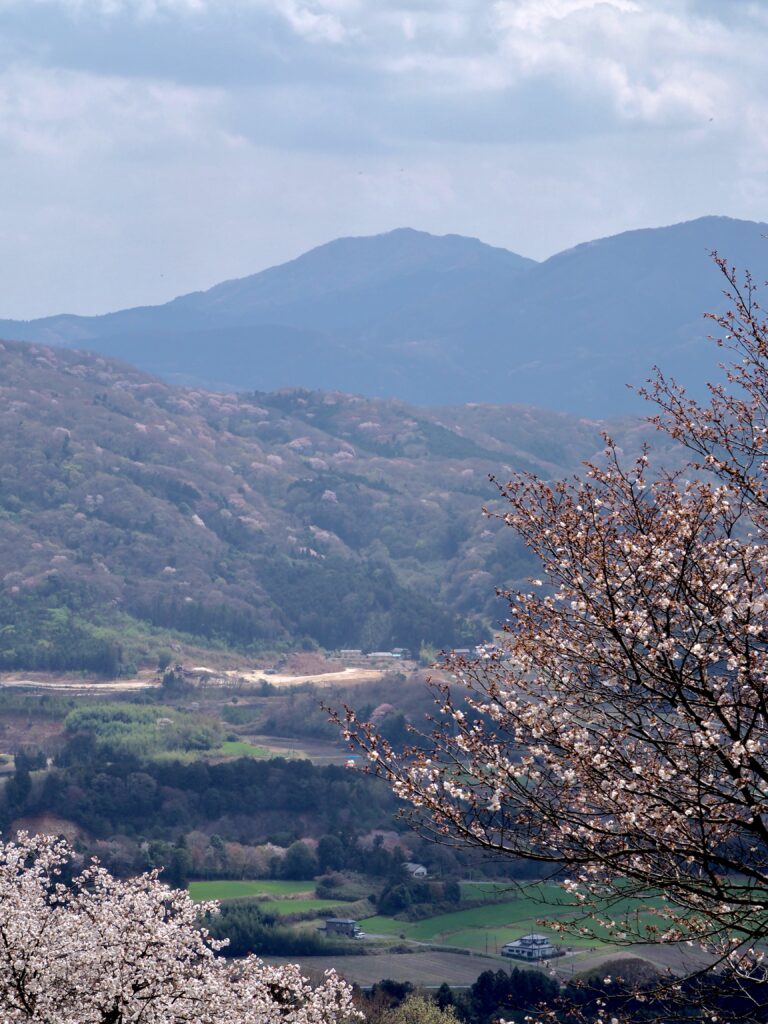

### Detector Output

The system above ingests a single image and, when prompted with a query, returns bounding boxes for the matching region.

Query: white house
[501,933,559,961]
[403,862,428,878]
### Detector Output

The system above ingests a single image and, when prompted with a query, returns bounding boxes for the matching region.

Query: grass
[217,740,272,758]
[187,878,353,917]
[154,740,277,763]
[460,880,524,901]
[362,884,670,955]
[153,749,206,764]
[188,879,315,902]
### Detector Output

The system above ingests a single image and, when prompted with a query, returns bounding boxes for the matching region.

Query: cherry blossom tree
[0,831,358,1024]
[340,258,768,1020]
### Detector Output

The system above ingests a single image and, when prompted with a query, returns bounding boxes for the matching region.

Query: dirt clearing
[234,667,384,688]
[0,674,156,693]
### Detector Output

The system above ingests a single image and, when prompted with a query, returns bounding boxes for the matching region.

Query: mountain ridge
[2,216,766,416]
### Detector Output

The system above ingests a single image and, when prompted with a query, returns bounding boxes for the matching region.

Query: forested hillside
[0,340,664,672]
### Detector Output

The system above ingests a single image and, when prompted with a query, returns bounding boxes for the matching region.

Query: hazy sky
[2,0,767,317]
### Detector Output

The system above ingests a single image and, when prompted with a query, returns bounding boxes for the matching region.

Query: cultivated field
[188,878,363,918]
[262,951,503,988]
[362,881,673,955]
[264,942,711,989]
[245,734,354,765]
[361,886,604,953]
[187,878,691,986]
[188,879,315,902]
[155,740,278,764]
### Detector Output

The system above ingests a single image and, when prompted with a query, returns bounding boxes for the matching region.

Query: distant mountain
[2,217,766,415]
[0,340,666,672]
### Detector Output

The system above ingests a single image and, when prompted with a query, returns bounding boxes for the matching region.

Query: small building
[404,862,428,878]
[323,918,362,938]
[501,933,559,961]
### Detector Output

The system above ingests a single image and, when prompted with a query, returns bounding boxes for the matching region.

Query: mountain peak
[2,215,768,417]
[190,226,535,313]
[549,214,768,263]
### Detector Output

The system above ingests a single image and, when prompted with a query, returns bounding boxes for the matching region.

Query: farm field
[246,734,353,765]
[263,943,710,989]
[460,881,524,900]
[216,740,276,758]
[262,951,505,987]
[155,739,279,764]
[362,886,608,953]
[362,884,670,956]
[188,879,356,917]
[189,877,667,962]
[188,879,315,902]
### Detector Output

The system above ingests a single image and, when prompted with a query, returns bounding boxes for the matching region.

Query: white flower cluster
[0,832,359,1024]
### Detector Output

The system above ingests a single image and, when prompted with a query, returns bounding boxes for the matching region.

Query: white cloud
[0,0,208,13]
[353,0,766,139]
[0,65,226,158]
[274,0,357,43]
[496,0,641,35]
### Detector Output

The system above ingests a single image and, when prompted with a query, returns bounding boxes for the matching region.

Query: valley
[0,654,687,992]
[0,225,755,1003]
[1,0,763,1015]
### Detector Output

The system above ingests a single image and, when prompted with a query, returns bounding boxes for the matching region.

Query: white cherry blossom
[0,832,358,1024]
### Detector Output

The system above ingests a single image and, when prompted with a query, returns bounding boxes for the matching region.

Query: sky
[1,0,768,318]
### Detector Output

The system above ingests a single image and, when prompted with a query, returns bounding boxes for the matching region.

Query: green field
[217,740,273,758]
[362,887,581,948]
[188,878,353,917]
[188,879,315,902]
[155,740,274,764]
[362,884,668,954]
[460,880,523,901]
[190,877,666,957]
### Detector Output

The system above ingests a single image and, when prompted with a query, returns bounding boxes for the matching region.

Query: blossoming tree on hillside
[340,258,768,1020]
[0,831,358,1024]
